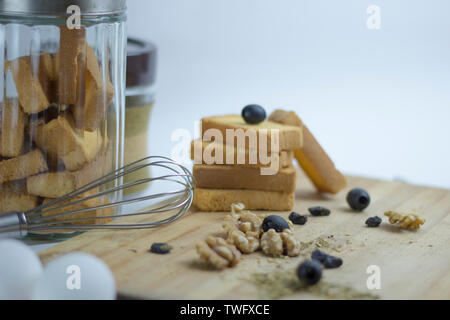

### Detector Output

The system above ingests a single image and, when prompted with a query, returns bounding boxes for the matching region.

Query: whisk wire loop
[0,156,195,237]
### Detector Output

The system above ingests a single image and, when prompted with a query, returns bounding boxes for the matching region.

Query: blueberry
[323,255,343,269]
[311,249,328,263]
[365,216,382,228]
[308,206,331,216]
[297,260,323,286]
[262,215,290,232]
[150,242,172,254]
[347,188,370,211]
[241,104,266,124]
[289,212,308,225]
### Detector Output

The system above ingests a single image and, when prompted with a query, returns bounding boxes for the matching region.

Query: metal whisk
[0,156,195,238]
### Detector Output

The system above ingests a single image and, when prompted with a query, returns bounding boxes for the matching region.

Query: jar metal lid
[0,0,127,16]
[126,37,157,88]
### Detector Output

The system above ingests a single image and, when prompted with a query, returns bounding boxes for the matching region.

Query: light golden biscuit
[27,171,76,198]
[33,113,103,171]
[81,45,114,131]
[193,188,294,212]
[5,56,50,114]
[0,99,25,157]
[190,139,293,168]
[201,114,303,152]
[37,52,57,103]
[26,149,111,198]
[0,149,48,184]
[58,26,86,105]
[42,190,113,225]
[269,109,346,194]
[0,180,39,213]
[193,164,296,193]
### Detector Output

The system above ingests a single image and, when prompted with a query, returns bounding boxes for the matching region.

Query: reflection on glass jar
[0,0,126,237]
[124,38,157,195]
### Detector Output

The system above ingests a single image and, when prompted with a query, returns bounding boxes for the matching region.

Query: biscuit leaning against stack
[191,113,303,211]
[268,109,346,194]
[0,26,114,224]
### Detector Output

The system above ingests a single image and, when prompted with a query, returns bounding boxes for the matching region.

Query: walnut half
[223,221,260,253]
[196,236,241,269]
[222,202,266,254]
[260,229,300,257]
[384,211,425,230]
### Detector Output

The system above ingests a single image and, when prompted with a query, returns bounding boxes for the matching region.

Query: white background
[127,0,450,189]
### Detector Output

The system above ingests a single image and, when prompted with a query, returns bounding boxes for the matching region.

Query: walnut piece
[229,202,266,238]
[223,203,267,253]
[261,229,283,256]
[196,236,241,269]
[223,221,260,253]
[280,229,301,256]
[261,229,300,257]
[384,211,425,230]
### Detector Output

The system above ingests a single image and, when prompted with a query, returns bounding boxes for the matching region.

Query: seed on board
[296,259,323,286]
[308,206,331,216]
[365,216,382,228]
[150,242,173,254]
[262,215,290,232]
[311,249,343,269]
[311,249,328,263]
[288,212,308,225]
[323,255,343,269]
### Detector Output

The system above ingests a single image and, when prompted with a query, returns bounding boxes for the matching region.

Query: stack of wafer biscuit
[0,26,114,223]
[191,110,347,212]
[191,114,303,211]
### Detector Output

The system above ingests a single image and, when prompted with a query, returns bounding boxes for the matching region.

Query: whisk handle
[0,212,28,239]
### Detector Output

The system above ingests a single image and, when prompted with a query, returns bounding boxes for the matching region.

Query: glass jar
[124,37,156,194]
[0,0,126,236]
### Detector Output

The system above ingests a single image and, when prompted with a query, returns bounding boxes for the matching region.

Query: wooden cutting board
[38,170,450,300]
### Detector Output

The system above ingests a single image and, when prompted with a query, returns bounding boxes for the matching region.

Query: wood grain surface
[38,170,450,300]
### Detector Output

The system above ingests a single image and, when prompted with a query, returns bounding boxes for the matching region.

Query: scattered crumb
[247,268,379,300]
[315,237,330,248]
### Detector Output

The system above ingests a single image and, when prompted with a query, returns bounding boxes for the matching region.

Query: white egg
[0,239,43,299]
[32,252,116,300]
